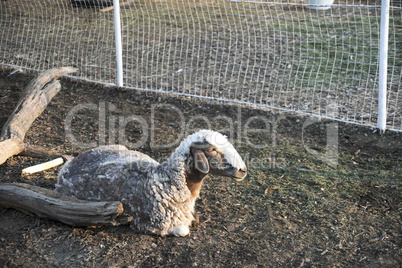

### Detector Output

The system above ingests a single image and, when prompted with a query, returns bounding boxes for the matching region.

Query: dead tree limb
[0,183,132,226]
[21,144,66,159]
[0,138,25,164]
[0,67,78,165]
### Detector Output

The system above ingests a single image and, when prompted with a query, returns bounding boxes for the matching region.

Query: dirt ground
[0,69,401,267]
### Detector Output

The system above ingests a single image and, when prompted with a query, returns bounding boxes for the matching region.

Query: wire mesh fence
[0,0,401,131]
[0,0,117,84]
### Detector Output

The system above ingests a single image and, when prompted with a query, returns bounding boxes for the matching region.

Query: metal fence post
[113,0,123,87]
[378,0,390,133]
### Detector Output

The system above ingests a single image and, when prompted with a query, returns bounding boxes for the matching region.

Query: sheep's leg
[191,211,200,228]
[168,226,190,237]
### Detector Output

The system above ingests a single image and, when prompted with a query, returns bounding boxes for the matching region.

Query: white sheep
[56,130,247,236]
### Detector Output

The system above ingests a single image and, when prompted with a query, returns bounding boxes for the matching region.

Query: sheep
[55,130,247,236]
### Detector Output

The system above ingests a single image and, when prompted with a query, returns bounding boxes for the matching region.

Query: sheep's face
[190,142,247,182]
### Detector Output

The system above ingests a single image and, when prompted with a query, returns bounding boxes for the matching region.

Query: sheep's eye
[210,158,219,166]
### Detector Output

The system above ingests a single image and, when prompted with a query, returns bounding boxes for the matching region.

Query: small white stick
[21,157,64,176]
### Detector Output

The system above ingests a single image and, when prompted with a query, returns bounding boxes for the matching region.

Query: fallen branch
[0,183,132,226]
[0,67,78,165]
[0,138,25,164]
[20,144,67,160]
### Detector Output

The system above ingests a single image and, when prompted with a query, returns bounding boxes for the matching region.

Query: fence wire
[0,0,401,131]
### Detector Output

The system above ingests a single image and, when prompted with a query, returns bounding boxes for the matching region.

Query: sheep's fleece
[56,130,246,236]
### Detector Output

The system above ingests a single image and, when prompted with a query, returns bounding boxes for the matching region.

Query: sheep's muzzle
[226,166,247,182]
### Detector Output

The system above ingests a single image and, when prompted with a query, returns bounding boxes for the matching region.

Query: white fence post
[113,0,123,87]
[378,0,390,133]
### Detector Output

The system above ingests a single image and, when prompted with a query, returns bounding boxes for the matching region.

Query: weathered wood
[3,80,61,140]
[0,183,132,226]
[21,144,65,159]
[0,67,77,165]
[0,138,25,165]
[1,67,78,141]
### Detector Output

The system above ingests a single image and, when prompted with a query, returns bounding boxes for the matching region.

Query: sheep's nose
[238,167,248,178]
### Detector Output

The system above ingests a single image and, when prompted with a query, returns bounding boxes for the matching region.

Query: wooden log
[0,183,132,226]
[20,144,65,159]
[1,67,78,141]
[0,138,25,165]
[4,80,61,141]
[0,67,77,165]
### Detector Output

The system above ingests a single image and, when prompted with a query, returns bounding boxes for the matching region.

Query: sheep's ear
[191,147,209,174]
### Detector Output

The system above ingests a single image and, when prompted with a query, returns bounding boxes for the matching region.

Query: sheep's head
[173,130,247,199]
[190,142,247,181]
[174,130,247,182]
